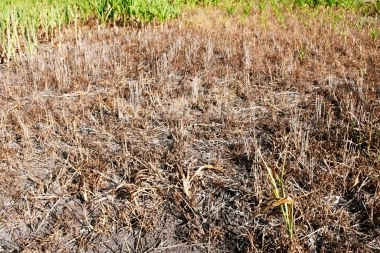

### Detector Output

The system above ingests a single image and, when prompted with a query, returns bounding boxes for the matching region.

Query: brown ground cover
[0,6,379,253]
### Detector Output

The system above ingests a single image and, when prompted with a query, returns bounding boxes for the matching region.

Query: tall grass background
[0,0,379,61]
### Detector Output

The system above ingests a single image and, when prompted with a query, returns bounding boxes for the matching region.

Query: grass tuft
[255,147,295,241]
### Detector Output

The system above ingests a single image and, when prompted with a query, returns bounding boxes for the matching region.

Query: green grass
[0,0,180,60]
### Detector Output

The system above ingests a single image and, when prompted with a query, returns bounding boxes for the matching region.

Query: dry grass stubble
[0,7,380,252]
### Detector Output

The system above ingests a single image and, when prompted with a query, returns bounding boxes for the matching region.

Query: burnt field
[0,7,380,253]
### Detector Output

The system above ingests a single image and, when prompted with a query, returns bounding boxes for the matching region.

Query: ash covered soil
[0,8,380,253]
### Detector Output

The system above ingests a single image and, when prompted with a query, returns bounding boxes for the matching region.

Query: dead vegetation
[0,6,379,253]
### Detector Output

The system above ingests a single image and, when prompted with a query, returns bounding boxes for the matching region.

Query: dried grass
[0,6,379,253]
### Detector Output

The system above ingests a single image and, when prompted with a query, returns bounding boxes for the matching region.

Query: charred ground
[0,6,379,253]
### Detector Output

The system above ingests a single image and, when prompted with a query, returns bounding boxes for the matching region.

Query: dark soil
[0,7,379,253]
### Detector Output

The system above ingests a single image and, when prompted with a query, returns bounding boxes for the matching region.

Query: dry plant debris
[0,6,380,253]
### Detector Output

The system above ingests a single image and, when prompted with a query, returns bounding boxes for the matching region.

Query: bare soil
[0,7,379,253]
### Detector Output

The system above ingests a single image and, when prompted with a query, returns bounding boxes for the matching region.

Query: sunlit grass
[255,147,295,242]
[0,0,378,61]
[0,0,180,60]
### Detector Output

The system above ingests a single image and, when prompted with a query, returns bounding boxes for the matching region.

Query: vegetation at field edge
[0,0,379,61]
